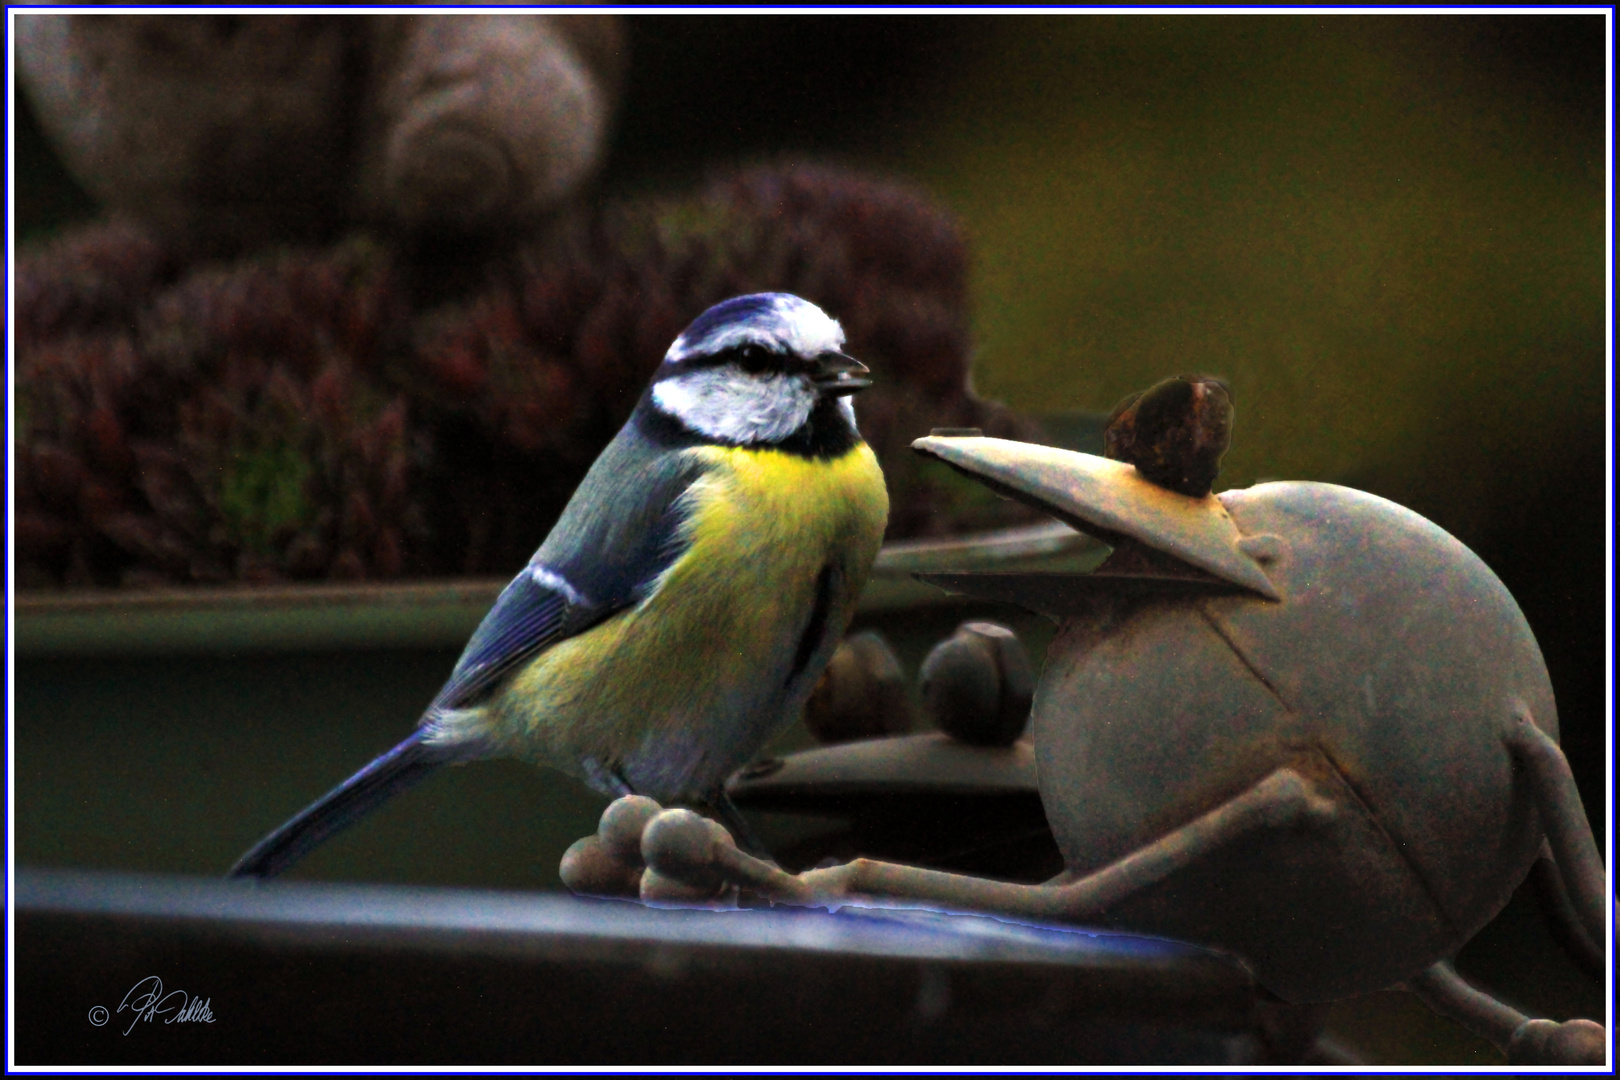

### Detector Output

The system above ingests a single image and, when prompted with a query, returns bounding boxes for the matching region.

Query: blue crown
[664,293,845,365]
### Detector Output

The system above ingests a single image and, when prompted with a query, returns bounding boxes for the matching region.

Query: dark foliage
[16,165,1042,589]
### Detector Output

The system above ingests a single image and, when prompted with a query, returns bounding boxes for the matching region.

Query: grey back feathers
[414,425,709,757]
[423,423,709,719]
[533,426,710,611]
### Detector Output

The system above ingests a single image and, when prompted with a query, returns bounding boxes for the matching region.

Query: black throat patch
[637,388,862,460]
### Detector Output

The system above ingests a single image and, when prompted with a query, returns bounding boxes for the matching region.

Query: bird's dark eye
[737,346,772,375]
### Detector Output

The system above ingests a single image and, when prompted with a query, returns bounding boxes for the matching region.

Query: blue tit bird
[230,293,890,879]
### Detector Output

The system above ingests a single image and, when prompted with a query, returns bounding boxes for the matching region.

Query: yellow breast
[673,441,891,595]
[490,441,889,797]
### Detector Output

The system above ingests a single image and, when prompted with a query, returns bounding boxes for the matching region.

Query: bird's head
[649,293,871,446]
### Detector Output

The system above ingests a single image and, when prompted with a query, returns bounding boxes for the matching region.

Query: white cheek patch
[652,368,817,445]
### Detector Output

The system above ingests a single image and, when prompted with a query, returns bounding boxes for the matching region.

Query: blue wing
[428,571,575,711]
[426,418,709,714]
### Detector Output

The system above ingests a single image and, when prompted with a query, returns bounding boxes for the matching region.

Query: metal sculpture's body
[563,435,1607,1064]
[943,458,1558,1002]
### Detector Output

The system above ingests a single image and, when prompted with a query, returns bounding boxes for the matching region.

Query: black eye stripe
[683,344,803,374]
[737,344,772,374]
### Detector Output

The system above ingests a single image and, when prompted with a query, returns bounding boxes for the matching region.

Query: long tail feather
[229,731,444,880]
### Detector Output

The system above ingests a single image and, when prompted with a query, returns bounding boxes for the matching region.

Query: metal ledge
[12,522,1104,658]
[15,866,1261,1065]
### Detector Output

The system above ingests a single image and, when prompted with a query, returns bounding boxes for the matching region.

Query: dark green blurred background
[605,16,1611,849]
[12,13,1609,1066]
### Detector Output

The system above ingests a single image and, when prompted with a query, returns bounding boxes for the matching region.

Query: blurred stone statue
[15,9,625,254]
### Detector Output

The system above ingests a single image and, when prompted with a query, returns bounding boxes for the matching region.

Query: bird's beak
[812,352,872,396]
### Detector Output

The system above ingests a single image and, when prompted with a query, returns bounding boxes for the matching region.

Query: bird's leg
[704,788,775,863]
[581,756,635,799]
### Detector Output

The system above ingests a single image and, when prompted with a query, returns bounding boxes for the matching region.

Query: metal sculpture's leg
[1530,841,1606,980]
[634,766,1333,926]
[1502,710,1609,949]
[1043,767,1335,919]
[1407,961,1606,1066]
[1406,961,1527,1048]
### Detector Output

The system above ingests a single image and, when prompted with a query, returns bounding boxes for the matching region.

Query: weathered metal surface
[910,437,1279,600]
[913,441,1562,1001]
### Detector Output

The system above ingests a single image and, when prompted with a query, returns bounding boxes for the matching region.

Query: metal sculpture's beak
[909,436,1281,608]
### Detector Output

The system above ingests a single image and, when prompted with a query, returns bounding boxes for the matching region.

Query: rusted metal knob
[919,621,1033,747]
[1103,375,1233,497]
[803,631,915,745]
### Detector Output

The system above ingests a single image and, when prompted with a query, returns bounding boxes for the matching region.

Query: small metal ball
[1509,1018,1607,1065]
[919,621,1034,747]
[1544,1020,1607,1066]
[599,794,661,863]
[640,809,735,903]
[559,835,642,898]
[560,794,661,898]
[803,630,915,744]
